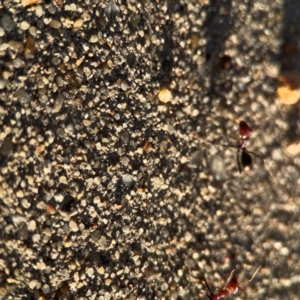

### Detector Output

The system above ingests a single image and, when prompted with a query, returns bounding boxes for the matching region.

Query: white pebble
[122,174,134,188]
[16,190,24,198]
[59,176,68,184]
[90,35,98,43]
[94,176,101,185]
[20,21,31,30]
[69,220,79,232]
[42,284,50,294]
[29,279,39,289]
[86,267,94,278]
[21,199,31,209]
[28,220,36,231]
[0,79,7,89]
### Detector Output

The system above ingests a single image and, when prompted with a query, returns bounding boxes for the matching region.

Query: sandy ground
[0,0,300,299]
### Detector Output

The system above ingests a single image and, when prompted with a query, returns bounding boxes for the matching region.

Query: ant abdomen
[240,150,252,172]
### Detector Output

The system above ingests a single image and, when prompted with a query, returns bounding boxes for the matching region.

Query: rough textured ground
[0,0,300,299]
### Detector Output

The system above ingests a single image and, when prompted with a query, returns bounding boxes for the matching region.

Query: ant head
[239,121,252,139]
[226,276,239,294]
[241,151,252,171]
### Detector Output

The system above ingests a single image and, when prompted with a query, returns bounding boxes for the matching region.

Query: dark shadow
[280,1,300,141]
[155,19,174,86]
[204,0,232,101]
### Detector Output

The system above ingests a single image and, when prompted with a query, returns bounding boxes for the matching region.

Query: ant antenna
[240,265,261,286]
[203,276,214,298]
[252,118,269,131]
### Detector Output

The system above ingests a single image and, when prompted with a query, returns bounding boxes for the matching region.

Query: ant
[203,265,261,300]
[221,119,268,174]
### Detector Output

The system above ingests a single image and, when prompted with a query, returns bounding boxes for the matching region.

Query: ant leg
[239,265,261,287]
[245,150,275,179]
[223,269,236,290]
[245,265,261,284]
[252,118,269,131]
[218,143,240,149]
[203,276,213,299]
[249,265,261,281]
[239,285,245,292]
[236,150,242,173]
[245,150,264,160]
[201,137,239,149]
[223,133,240,142]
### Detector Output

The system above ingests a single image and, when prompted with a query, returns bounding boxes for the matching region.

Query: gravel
[0,0,300,299]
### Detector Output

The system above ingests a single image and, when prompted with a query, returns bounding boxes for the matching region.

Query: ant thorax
[239,121,252,140]
[203,266,261,299]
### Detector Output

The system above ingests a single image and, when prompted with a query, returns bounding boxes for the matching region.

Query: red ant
[203,265,261,299]
[221,119,268,173]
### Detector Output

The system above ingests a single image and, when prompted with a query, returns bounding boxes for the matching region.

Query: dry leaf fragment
[285,141,300,156]
[22,0,41,7]
[24,36,37,59]
[143,140,152,153]
[46,204,56,214]
[277,86,300,105]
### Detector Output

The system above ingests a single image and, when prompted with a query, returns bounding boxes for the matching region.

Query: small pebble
[90,35,98,43]
[0,79,7,90]
[28,220,36,231]
[29,280,39,289]
[42,284,50,294]
[122,174,134,188]
[104,292,111,300]
[9,41,24,54]
[18,225,28,240]
[21,199,31,209]
[13,58,25,68]
[53,93,64,113]
[17,89,31,103]
[43,228,52,237]
[158,88,172,103]
[46,205,56,214]
[122,226,130,234]
[192,109,199,117]
[34,5,44,17]
[0,43,9,51]
[32,234,40,243]
[69,220,79,232]
[16,190,24,198]
[105,278,112,286]
[92,229,101,240]
[73,19,83,30]
[0,135,13,158]
[99,235,107,247]
[49,19,61,29]
[84,67,91,77]
[104,2,120,15]
[1,14,16,32]
[20,21,31,30]
[86,268,94,278]
[121,82,128,91]
[59,176,68,184]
